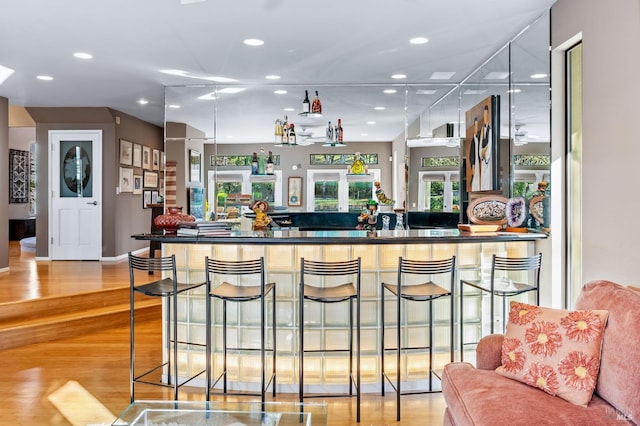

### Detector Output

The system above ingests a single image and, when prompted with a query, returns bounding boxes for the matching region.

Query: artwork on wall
[190,149,201,182]
[119,139,133,166]
[142,146,151,170]
[9,149,29,204]
[152,149,160,171]
[465,95,500,193]
[288,176,302,207]
[119,167,133,193]
[142,190,152,209]
[132,143,142,168]
[143,170,158,188]
[133,174,143,195]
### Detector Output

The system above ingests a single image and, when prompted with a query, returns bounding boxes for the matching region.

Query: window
[208,170,282,210]
[307,169,381,212]
[418,171,459,212]
[512,170,550,198]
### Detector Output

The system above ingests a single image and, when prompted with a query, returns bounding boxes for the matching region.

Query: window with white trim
[208,170,283,209]
[306,169,381,212]
[418,171,459,212]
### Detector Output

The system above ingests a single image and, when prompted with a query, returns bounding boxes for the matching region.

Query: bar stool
[460,253,542,361]
[205,257,276,403]
[128,253,206,402]
[299,258,361,423]
[381,256,456,421]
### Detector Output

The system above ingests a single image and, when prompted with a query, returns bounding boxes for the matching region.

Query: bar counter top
[133,228,548,245]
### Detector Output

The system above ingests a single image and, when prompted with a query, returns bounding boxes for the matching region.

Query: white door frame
[48,130,103,260]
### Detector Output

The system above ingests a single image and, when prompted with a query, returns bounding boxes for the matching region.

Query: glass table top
[113,400,328,426]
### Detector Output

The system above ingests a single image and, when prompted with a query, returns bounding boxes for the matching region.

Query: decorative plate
[467,195,508,225]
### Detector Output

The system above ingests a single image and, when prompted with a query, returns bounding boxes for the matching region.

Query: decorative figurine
[374,181,394,205]
[356,199,379,231]
[250,199,272,231]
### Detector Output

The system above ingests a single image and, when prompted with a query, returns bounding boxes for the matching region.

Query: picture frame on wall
[132,143,142,168]
[151,190,159,204]
[465,95,500,193]
[143,170,158,188]
[189,149,201,182]
[288,176,303,207]
[119,167,133,193]
[119,139,133,166]
[142,190,152,209]
[152,149,160,170]
[133,174,143,195]
[142,146,152,170]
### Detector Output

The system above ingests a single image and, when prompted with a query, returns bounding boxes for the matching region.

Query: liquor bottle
[326,121,334,143]
[266,151,275,174]
[282,115,289,145]
[302,90,310,114]
[337,118,344,142]
[311,90,322,114]
[258,147,266,175]
[288,123,297,145]
[274,118,283,143]
[251,152,258,175]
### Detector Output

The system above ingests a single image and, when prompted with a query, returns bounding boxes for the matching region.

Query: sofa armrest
[476,334,504,370]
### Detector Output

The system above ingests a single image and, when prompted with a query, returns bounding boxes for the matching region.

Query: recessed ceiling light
[530,73,548,79]
[409,37,429,45]
[283,107,295,112]
[430,72,456,80]
[416,89,437,95]
[274,90,287,95]
[367,121,377,125]
[243,38,264,46]
[73,52,93,59]
[137,99,149,105]
[383,89,397,94]
[265,75,280,80]
[168,104,180,109]
[37,75,54,81]
[217,87,246,94]
[484,71,509,80]
[391,74,407,79]
[0,64,15,85]
[374,106,386,110]
[508,88,522,93]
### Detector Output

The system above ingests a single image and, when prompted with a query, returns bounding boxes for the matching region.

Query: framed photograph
[152,149,160,170]
[119,167,133,193]
[142,190,152,209]
[151,190,159,204]
[190,149,201,182]
[142,146,152,170]
[465,95,500,193]
[133,174,143,195]
[288,176,303,207]
[119,139,133,166]
[143,170,158,188]
[132,143,142,168]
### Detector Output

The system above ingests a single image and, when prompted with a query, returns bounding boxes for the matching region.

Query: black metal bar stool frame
[205,256,276,403]
[299,257,361,423]
[381,256,456,421]
[128,253,206,402]
[460,252,542,361]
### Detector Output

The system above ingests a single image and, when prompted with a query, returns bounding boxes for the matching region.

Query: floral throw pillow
[495,301,609,407]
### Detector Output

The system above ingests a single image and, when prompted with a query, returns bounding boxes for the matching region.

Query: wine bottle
[326,121,334,143]
[282,115,289,145]
[311,90,322,114]
[258,147,266,175]
[302,90,310,114]
[288,123,297,145]
[266,151,275,175]
[337,118,344,142]
[251,152,258,175]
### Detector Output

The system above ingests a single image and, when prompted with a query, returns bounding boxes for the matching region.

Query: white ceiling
[0,0,555,143]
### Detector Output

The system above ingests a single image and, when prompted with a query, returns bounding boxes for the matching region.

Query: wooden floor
[0,242,447,425]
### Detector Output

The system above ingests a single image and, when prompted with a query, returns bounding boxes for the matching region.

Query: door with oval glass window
[49,130,102,260]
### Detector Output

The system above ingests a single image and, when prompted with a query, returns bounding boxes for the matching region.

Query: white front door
[49,130,102,260]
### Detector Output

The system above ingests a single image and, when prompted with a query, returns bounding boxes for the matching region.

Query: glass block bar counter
[134,229,546,394]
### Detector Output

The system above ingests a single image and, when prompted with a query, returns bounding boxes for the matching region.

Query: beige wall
[552,0,640,290]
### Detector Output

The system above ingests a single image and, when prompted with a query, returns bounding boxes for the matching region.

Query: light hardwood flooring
[0,242,447,425]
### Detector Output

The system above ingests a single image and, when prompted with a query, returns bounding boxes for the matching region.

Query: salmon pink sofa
[442,280,639,425]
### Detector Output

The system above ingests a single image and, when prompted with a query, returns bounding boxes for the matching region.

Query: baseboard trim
[102,247,149,262]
